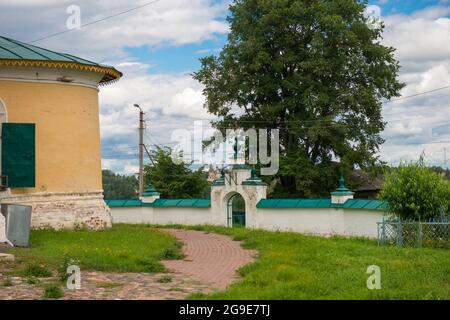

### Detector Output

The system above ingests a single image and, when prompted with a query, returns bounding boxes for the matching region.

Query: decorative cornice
[0,59,122,85]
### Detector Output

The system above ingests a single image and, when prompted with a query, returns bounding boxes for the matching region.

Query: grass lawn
[6,224,449,299]
[10,224,183,273]
[179,225,449,300]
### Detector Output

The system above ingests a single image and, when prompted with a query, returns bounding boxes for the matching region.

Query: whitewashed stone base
[0,211,6,243]
[0,191,112,230]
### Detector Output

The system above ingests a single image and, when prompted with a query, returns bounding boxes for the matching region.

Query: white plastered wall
[110,206,384,238]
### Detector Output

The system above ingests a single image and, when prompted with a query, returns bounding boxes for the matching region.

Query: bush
[379,157,450,220]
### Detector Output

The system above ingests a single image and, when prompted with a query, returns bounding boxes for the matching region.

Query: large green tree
[144,147,210,198]
[194,0,404,197]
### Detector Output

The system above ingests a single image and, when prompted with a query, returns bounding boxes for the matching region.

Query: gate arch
[225,192,246,228]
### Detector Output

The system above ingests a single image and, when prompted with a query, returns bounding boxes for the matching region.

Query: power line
[3,0,161,47]
[383,85,450,104]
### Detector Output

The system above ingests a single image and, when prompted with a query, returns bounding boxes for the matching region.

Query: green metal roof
[105,199,211,208]
[257,198,386,211]
[106,198,385,211]
[0,36,122,84]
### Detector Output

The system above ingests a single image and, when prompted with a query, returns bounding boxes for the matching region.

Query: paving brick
[162,229,257,290]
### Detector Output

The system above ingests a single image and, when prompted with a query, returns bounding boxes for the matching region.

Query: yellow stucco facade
[0,80,102,194]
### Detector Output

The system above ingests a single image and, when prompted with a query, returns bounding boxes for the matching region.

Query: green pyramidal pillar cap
[330,174,354,204]
[212,169,225,187]
[142,183,160,196]
[141,183,161,203]
[242,168,267,186]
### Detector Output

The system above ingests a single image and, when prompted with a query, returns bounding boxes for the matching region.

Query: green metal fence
[377,217,450,249]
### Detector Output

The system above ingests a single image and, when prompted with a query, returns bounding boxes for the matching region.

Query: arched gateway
[210,166,267,228]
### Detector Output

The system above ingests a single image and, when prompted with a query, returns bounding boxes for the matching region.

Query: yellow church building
[0,36,122,229]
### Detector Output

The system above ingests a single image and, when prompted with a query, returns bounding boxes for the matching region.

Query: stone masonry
[0,190,112,230]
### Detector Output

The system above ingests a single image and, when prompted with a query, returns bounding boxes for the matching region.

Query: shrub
[379,157,450,220]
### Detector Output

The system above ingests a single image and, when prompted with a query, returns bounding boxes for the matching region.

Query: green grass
[96,281,123,289]
[42,283,64,299]
[176,225,449,300]
[21,262,53,278]
[11,224,183,273]
[8,223,449,299]
[2,278,13,287]
[157,275,173,283]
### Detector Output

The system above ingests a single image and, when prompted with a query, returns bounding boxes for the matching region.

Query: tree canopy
[102,170,138,200]
[194,0,404,197]
[379,158,450,220]
[144,147,210,198]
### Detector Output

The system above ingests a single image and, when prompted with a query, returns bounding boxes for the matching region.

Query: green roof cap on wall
[242,168,267,186]
[330,174,355,196]
[142,183,160,196]
[0,36,122,84]
[212,169,225,186]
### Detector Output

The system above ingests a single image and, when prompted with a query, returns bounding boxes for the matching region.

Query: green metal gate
[227,193,246,228]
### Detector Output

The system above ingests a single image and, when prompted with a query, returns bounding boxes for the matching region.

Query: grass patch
[157,275,173,283]
[21,262,52,278]
[42,283,64,299]
[26,276,41,285]
[11,224,183,273]
[2,278,13,287]
[168,287,185,292]
[177,225,450,300]
[96,281,123,289]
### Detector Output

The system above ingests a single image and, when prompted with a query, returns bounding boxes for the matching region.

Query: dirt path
[162,229,257,290]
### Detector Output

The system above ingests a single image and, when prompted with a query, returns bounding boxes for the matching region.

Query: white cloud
[0,0,229,60]
[379,6,450,167]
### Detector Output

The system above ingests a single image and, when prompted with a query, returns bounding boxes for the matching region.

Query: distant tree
[379,158,450,220]
[430,166,450,180]
[144,147,210,198]
[102,170,138,200]
[194,0,404,198]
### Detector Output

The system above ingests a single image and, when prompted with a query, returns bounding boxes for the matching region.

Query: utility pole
[134,104,145,196]
[445,147,447,168]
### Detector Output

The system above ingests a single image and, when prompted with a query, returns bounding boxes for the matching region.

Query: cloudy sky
[1,0,449,174]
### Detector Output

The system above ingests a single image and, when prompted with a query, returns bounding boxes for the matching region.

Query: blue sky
[0,0,449,174]
[123,0,448,74]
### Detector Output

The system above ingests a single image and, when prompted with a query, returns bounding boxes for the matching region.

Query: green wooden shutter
[1,123,36,188]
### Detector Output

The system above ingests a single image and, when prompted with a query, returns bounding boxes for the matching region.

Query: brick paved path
[0,229,257,299]
[162,229,257,290]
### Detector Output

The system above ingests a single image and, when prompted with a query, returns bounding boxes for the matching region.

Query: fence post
[417,220,423,248]
[397,217,403,246]
[378,216,384,246]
